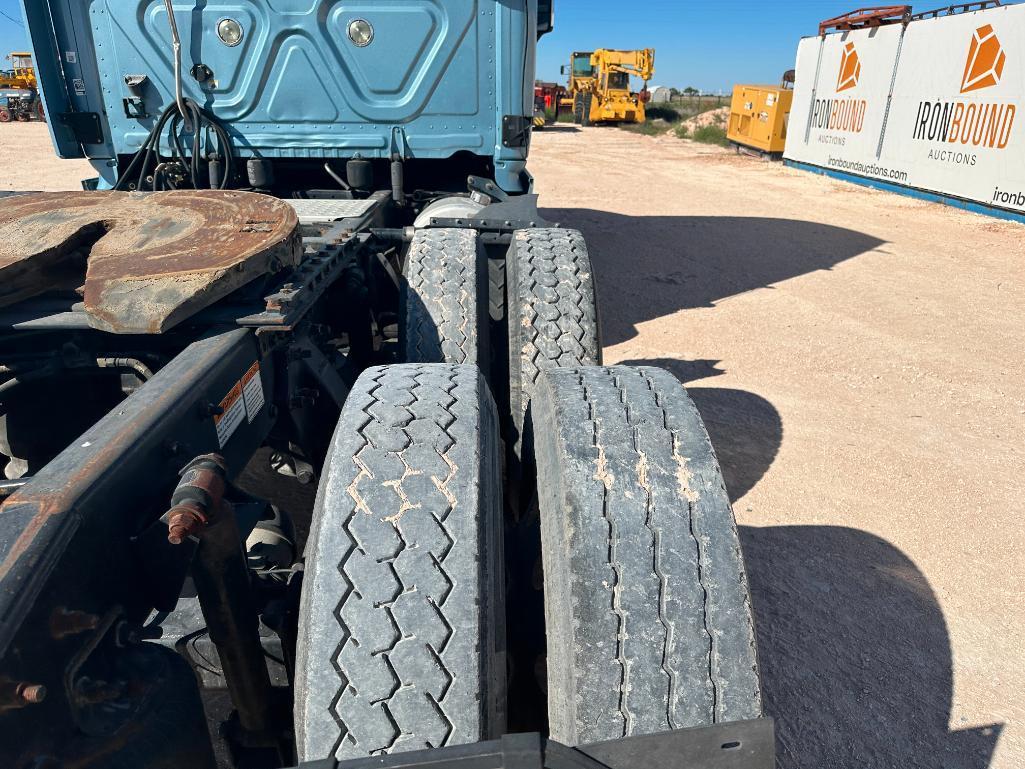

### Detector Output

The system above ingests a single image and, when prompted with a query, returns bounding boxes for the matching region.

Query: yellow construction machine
[0,52,43,122]
[560,48,654,125]
[1,52,37,90]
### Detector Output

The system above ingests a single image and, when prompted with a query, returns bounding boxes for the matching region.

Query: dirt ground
[0,123,84,191]
[3,122,1022,769]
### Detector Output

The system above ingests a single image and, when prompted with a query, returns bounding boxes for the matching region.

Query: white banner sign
[785,4,1025,215]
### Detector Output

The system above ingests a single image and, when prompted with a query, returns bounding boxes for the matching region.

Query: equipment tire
[572,94,583,125]
[401,228,486,366]
[296,364,504,759]
[506,228,600,471]
[581,93,593,127]
[533,365,762,745]
[0,108,10,123]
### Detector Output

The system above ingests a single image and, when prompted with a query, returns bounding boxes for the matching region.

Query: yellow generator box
[727,84,793,154]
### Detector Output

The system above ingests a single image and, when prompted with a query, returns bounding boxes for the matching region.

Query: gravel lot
[3,122,1022,768]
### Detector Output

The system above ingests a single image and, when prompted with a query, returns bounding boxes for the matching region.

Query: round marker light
[217,18,244,47]
[348,19,374,47]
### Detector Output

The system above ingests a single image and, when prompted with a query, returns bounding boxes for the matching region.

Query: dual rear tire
[296,226,761,759]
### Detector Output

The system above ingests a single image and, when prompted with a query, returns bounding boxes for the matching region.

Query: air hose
[114,98,236,191]
[114,1,236,191]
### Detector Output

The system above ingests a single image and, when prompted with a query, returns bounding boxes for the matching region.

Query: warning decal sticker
[214,381,246,448]
[241,362,265,423]
[213,360,267,447]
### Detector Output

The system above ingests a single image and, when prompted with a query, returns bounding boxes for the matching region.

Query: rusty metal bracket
[62,605,123,725]
[237,192,388,330]
[236,235,357,329]
[819,6,912,35]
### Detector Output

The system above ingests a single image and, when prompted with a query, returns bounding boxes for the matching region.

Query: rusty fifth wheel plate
[0,190,301,333]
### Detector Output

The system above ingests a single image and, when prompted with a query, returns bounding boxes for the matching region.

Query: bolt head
[19,684,46,704]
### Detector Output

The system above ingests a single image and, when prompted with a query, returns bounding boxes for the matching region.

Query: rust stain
[0,335,233,581]
[0,191,300,334]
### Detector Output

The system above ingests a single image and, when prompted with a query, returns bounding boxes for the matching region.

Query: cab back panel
[25,0,533,166]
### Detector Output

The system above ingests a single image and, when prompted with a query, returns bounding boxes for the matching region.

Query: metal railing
[910,1,1001,20]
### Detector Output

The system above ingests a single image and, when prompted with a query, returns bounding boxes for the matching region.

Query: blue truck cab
[20,1,553,193]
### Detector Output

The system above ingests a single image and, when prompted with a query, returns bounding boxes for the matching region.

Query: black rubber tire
[486,253,510,427]
[296,364,504,759]
[533,365,762,745]
[401,228,485,366]
[487,253,505,326]
[581,93,593,127]
[0,109,11,123]
[572,94,583,125]
[506,228,600,470]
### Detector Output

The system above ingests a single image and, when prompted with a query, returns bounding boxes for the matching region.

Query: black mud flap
[292,719,775,769]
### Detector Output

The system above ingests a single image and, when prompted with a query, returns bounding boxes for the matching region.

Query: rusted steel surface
[819,6,912,34]
[164,454,228,544]
[0,190,300,333]
[0,328,260,656]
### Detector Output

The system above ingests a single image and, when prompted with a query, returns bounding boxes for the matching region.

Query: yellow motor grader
[561,48,654,125]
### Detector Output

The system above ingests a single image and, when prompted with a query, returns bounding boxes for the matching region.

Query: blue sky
[1,2,1020,92]
[536,1,863,91]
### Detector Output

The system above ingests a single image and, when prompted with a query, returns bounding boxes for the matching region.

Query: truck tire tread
[402,228,484,365]
[296,363,503,759]
[507,228,600,466]
[534,365,761,745]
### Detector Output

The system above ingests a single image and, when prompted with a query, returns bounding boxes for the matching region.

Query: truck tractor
[0,3,769,768]
[561,48,655,125]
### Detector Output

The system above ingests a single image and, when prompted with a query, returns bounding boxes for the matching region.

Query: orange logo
[837,42,861,92]
[961,24,1005,93]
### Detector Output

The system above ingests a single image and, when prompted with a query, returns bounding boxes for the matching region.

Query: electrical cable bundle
[114,97,235,191]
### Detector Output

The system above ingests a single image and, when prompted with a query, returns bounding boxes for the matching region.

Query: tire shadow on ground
[623,357,1000,769]
[741,524,1002,769]
[541,208,886,347]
